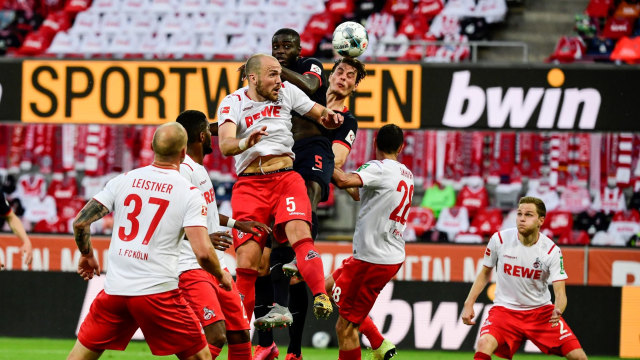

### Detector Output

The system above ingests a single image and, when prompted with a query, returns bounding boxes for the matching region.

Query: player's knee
[205,331,226,348]
[476,334,497,353]
[566,349,588,360]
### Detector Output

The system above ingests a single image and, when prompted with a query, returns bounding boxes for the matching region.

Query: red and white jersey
[592,186,627,214]
[558,184,591,213]
[15,173,47,204]
[455,185,489,218]
[352,159,414,265]
[435,206,470,240]
[217,83,316,174]
[483,228,567,310]
[178,155,226,272]
[93,165,207,296]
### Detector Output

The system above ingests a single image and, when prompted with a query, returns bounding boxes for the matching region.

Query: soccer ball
[311,331,331,349]
[332,21,369,58]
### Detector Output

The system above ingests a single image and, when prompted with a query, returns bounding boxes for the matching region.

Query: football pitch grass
[0,338,624,360]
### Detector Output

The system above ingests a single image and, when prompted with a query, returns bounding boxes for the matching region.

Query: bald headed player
[217,54,342,327]
[68,122,231,360]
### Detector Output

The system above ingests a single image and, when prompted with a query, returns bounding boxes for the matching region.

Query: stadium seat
[157,12,187,36]
[165,32,196,59]
[64,0,91,13]
[129,13,159,36]
[235,0,269,13]
[100,12,129,37]
[397,13,430,40]
[475,0,507,24]
[121,0,148,13]
[16,30,51,55]
[415,0,444,20]
[181,0,203,13]
[547,35,586,63]
[203,0,235,13]
[69,11,100,36]
[305,11,337,40]
[406,206,436,237]
[148,0,178,14]
[108,31,139,58]
[215,13,247,36]
[614,0,640,18]
[138,33,168,59]
[442,0,475,18]
[383,0,413,21]
[87,0,120,13]
[299,32,318,57]
[610,36,640,64]
[585,36,615,61]
[542,210,574,240]
[298,0,325,14]
[224,34,258,58]
[602,17,633,39]
[586,0,614,18]
[45,31,80,57]
[193,32,226,59]
[77,33,110,58]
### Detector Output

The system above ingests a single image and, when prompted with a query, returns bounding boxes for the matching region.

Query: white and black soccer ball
[332,21,369,58]
[311,331,331,349]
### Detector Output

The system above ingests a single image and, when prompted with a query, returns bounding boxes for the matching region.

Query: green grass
[0,337,626,359]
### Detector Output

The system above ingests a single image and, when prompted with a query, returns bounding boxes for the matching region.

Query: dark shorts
[293,136,335,202]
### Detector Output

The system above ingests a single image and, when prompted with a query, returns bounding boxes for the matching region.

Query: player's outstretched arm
[462,265,493,325]
[305,104,344,129]
[550,280,567,326]
[218,122,268,156]
[73,199,110,280]
[5,210,33,266]
[332,143,359,201]
[332,167,363,189]
[281,67,321,96]
[185,226,232,291]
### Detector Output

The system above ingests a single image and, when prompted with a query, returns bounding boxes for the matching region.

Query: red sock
[228,342,252,360]
[235,268,258,317]
[360,316,384,350]
[209,344,222,359]
[474,351,491,360]
[338,347,361,360]
[292,238,326,295]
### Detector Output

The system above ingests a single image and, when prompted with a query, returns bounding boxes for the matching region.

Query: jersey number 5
[118,194,170,245]
[389,180,413,225]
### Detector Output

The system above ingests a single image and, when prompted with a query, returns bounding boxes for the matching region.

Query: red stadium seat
[586,0,614,17]
[406,206,435,236]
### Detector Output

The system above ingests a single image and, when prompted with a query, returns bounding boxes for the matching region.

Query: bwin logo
[442,69,602,130]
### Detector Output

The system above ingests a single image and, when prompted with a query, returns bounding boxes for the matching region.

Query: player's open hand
[21,241,33,266]
[210,231,233,251]
[219,270,233,291]
[77,253,101,281]
[549,308,562,326]
[235,220,272,237]
[320,109,343,129]
[461,304,476,325]
[247,126,268,147]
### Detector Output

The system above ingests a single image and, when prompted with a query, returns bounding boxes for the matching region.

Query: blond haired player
[67,123,231,360]
[462,197,587,360]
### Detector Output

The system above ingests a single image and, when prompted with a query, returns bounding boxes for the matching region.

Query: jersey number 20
[389,180,413,225]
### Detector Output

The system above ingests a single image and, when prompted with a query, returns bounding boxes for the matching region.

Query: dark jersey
[290,57,330,137]
[329,109,358,151]
[0,192,11,217]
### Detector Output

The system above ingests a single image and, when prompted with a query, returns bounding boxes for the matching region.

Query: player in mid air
[462,197,587,360]
[68,122,231,360]
[216,54,343,339]
[329,124,413,360]
[176,110,271,360]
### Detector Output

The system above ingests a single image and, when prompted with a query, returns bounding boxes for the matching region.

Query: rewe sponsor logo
[442,71,601,129]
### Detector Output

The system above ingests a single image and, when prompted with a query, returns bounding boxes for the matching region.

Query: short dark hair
[376,124,404,154]
[519,196,547,218]
[273,28,300,42]
[176,110,208,144]
[331,57,367,86]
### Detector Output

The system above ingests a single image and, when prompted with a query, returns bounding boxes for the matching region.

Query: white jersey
[178,155,226,273]
[217,82,316,174]
[352,159,414,264]
[483,228,568,310]
[93,165,207,296]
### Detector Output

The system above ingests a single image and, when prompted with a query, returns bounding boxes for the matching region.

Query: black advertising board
[420,65,640,132]
[0,61,22,121]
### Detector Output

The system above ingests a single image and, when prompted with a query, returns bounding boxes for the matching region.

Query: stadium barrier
[1,60,639,132]
[1,234,639,287]
[0,270,627,356]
